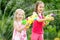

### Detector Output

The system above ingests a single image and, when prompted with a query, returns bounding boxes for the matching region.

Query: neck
[37,12,42,15]
[37,11,42,13]
[37,12,43,17]
[37,10,43,14]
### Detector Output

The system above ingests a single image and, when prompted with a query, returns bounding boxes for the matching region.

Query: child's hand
[25,27,29,30]
[25,23,30,29]
[42,22,46,27]
[51,17,54,20]
[45,17,54,21]
[49,17,54,20]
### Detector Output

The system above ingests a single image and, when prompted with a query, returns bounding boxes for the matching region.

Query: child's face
[16,11,24,20]
[37,3,44,13]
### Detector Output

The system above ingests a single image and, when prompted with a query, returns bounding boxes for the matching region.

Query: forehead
[38,3,44,7]
[17,12,24,15]
[17,11,24,14]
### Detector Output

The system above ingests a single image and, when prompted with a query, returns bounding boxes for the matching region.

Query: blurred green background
[0,0,60,40]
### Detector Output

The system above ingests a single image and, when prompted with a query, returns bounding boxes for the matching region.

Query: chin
[39,11,43,13]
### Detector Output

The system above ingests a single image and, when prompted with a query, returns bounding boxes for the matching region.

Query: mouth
[18,16,22,18]
[40,10,43,12]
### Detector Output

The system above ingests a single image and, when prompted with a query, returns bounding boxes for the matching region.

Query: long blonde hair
[14,9,25,21]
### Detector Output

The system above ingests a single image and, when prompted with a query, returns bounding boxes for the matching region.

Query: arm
[14,23,21,32]
[24,23,30,30]
[14,22,25,32]
[37,16,54,22]
[36,17,46,22]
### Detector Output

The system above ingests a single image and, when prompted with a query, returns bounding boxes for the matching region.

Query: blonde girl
[12,9,27,40]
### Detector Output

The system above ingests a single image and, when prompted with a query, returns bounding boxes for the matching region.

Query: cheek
[40,8,44,11]
[38,7,42,10]
[22,16,24,18]
[40,8,42,10]
[37,7,40,11]
[38,6,44,11]
[42,8,44,10]
[16,15,18,17]
[20,16,24,18]
[21,16,24,19]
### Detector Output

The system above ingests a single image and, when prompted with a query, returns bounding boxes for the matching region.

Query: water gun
[22,12,38,28]
[45,13,55,25]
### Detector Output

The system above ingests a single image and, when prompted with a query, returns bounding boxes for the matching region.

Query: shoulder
[14,21,17,24]
[14,21,18,25]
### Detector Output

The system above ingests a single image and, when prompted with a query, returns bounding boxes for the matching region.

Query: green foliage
[44,25,57,40]
[0,0,60,40]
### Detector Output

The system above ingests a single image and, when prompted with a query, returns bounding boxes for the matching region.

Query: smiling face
[35,1,44,14]
[16,11,24,20]
[15,9,25,21]
[37,3,44,13]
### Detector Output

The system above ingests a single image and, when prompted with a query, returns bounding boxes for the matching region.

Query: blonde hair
[14,9,25,21]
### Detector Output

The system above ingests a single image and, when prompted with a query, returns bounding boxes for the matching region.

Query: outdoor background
[0,0,60,40]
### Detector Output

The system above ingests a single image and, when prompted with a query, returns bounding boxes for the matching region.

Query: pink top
[32,13,44,34]
[12,21,27,40]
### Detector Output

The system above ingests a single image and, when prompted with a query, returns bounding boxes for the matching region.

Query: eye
[39,5,44,8]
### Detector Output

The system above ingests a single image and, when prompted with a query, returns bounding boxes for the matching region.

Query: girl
[12,9,27,40]
[31,1,54,40]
